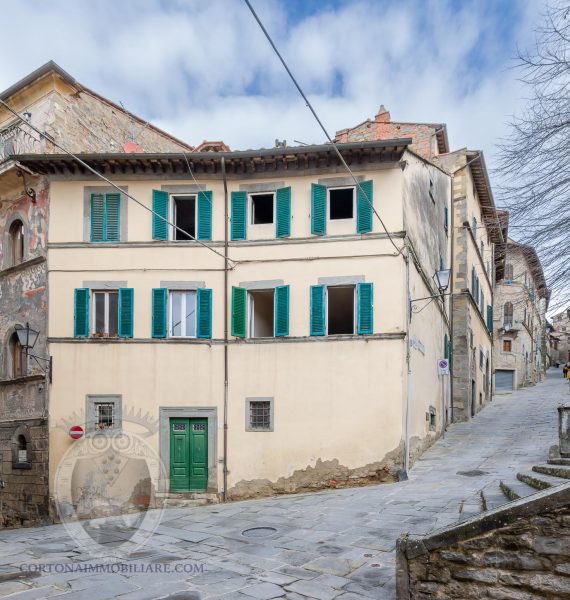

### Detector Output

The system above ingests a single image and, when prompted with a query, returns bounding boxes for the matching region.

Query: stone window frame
[3,325,27,380]
[86,395,123,433]
[2,212,29,270]
[83,186,128,243]
[426,406,436,432]
[12,424,32,470]
[245,397,274,432]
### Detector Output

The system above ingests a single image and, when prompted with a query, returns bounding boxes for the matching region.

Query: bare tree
[496,2,570,313]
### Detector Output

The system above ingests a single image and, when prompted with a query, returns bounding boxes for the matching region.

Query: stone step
[547,457,570,466]
[481,487,510,511]
[532,464,570,479]
[499,479,537,501]
[517,471,566,491]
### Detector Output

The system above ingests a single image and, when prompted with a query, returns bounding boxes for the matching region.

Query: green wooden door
[169,418,208,492]
[189,418,208,492]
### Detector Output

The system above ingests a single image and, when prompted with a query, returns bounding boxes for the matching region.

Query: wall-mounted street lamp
[15,322,52,383]
[410,269,452,315]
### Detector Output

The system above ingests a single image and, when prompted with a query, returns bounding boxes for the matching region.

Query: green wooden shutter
[444,206,449,232]
[231,191,247,241]
[274,285,290,337]
[74,288,89,337]
[152,288,167,338]
[276,186,291,238]
[197,288,213,338]
[90,194,105,242]
[444,334,449,359]
[118,288,134,338]
[357,282,374,334]
[231,287,247,337]
[152,190,169,240]
[310,285,325,336]
[197,191,212,241]
[487,305,493,333]
[357,180,373,234]
[105,193,121,242]
[311,183,326,235]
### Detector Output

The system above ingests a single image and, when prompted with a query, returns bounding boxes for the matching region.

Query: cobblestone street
[0,369,567,600]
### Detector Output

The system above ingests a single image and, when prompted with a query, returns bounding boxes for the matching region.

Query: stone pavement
[0,369,567,600]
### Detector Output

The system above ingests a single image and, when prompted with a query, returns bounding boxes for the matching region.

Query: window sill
[0,255,45,277]
[0,374,45,387]
[13,462,32,470]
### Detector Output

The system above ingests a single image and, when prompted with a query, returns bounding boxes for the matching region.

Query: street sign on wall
[438,359,450,375]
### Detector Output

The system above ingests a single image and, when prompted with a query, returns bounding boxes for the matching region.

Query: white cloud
[0,0,545,172]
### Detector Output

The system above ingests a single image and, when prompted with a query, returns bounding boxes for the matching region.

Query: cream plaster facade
[26,143,451,509]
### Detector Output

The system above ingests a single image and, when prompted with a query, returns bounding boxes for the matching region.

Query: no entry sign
[69,425,84,440]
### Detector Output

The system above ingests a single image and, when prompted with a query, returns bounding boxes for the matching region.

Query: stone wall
[0,418,49,528]
[396,482,570,599]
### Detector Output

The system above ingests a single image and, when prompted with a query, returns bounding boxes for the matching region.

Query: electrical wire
[0,97,234,266]
[243,0,404,257]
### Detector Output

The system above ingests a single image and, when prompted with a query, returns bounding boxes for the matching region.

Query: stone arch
[11,424,32,468]
[3,211,29,269]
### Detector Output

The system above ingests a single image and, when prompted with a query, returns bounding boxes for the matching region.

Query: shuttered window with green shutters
[74,288,90,337]
[231,287,247,337]
[357,180,373,234]
[197,191,213,241]
[311,184,326,235]
[276,187,291,238]
[274,285,290,337]
[357,282,374,334]
[152,190,169,240]
[91,193,121,242]
[487,305,493,333]
[152,288,167,338]
[231,192,247,240]
[310,285,326,336]
[118,288,134,338]
[197,288,213,338]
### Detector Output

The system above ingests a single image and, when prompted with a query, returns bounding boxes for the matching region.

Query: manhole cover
[457,470,488,477]
[242,526,277,538]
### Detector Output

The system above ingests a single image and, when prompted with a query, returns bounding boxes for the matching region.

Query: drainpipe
[221,157,229,502]
[448,172,455,425]
[403,244,412,478]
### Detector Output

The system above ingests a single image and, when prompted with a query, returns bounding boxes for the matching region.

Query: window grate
[95,402,114,429]
[249,401,271,430]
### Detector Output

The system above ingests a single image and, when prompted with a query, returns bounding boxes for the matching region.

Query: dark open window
[251,193,274,224]
[93,291,118,336]
[329,188,354,220]
[248,290,274,338]
[9,220,24,266]
[173,196,196,240]
[503,302,513,328]
[327,286,355,334]
[9,331,26,378]
[505,263,514,281]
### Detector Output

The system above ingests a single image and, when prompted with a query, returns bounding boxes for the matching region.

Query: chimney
[375,105,390,123]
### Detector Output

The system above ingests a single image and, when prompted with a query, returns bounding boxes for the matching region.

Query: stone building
[16,139,451,511]
[337,107,504,421]
[0,61,190,526]
[493,237,549,391]
[551,309,570,365]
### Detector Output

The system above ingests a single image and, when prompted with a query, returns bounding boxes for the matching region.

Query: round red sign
[69,425,84,440]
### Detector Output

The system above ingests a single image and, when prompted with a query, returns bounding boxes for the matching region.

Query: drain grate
[457,469,488,477]
[242,526,277,538]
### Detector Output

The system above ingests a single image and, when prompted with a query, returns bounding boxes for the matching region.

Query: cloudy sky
[1,0,544,170]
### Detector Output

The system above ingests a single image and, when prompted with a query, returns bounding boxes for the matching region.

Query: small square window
[503,339,512,352]
[246,398,274,432]
[86,395,122,432]
[251,193,274,225]
[329,188,354,220]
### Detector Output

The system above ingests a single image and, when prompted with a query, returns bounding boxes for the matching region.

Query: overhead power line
[243,0,403,257]
[0,97,234,266]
